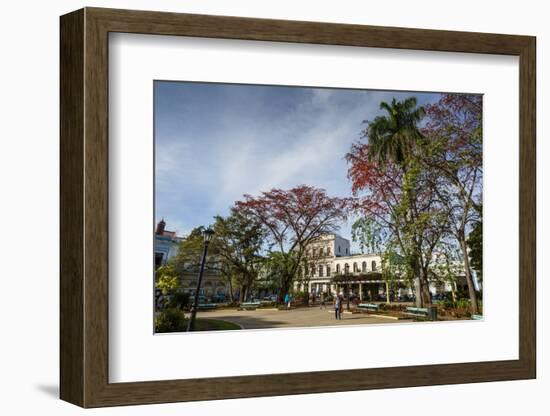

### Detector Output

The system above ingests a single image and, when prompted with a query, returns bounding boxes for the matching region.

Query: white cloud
[155,83,441,240]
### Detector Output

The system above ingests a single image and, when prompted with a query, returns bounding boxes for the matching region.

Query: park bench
[356,303,380,313]
[239,301,261,310]
[198,303,217,311]
[403,306,438,321]
[471,314,483,320]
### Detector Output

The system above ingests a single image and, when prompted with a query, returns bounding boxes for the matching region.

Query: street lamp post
[186,227,215,332]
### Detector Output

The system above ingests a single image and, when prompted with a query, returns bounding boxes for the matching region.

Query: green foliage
[352,217,386,253]
[212,208,267,297]
[264,251,300,291]
[456,298,471,310]
[467,221,483,281]
[365,97,425,167]
[169,290,191,310]
[155,308,187,333]
[155,264,190,310]
[381,246,408,283]
[156,264,179,295]
[173,226,211,274]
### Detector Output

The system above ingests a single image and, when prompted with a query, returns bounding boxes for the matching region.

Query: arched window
[344,263,350,274]
[353,262,358,272]
[336,264,340,273]
[310,264,315,276]
[371,260,377,271]
[362,261,367,272]
[319,247,324,257]
[318,265,324,277]
[327,247,331,256]
[326,264,331,276]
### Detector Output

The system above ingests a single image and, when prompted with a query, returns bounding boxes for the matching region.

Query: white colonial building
[294,233,470,301]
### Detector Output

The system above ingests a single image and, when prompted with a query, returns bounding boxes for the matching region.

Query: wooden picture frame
[60,7,536,408]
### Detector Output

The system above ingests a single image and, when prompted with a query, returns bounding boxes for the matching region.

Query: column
[359,283,363,301]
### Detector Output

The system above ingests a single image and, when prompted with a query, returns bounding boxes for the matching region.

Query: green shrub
[440,299,455,309]
[155,308,187,333]
[456,298,470,310]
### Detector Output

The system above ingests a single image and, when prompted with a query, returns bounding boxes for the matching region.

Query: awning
[331,272,384,283]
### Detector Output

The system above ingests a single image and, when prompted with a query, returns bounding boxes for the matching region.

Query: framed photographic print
[60,7,536,408]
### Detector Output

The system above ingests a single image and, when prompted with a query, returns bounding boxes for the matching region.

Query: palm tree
[364,97,430,307]
[365,97,425,168]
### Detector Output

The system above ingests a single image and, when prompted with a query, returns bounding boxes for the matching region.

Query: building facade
[154,219,183,269]
[154,220,231,301]
[294,233,470,301]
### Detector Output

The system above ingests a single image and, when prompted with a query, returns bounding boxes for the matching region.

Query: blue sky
[154,81,442,251]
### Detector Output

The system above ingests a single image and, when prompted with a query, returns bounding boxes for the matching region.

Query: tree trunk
[451,281,457,303]
[228,279,234,303]
[413,277,422,307]
[422,283,432,306]
[239,285,248,303]
[458,230,479,314]
[420,265,432,306]
[411,257,426,308]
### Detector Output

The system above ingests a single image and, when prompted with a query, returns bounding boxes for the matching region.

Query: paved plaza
[196,306,407,330]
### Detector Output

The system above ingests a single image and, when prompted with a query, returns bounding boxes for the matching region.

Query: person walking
[284,293,291,310]
[338,292,344,320]
[334,295,340,320]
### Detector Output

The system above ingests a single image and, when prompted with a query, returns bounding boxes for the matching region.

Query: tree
[467,220,482,285]
[263,251,301,300]
[171,226,222,306]
[348,96,450,307]
[154,264,190,332]
[155,264,190,310]
[346,153,449,307]
[430,242,463,302]
[423,94,483,313]
[365,97,425,167]
[212,209,267,302]
[235,185,349,301]
[173,226,216,275]
[156,264,180,295]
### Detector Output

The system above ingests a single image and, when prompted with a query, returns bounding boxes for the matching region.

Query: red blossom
[235,185,350,253]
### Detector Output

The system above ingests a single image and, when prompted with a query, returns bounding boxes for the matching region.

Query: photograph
[153,80,483,333]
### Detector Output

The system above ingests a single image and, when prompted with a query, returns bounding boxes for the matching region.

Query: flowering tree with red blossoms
[235,185,349,301]
[346,142,450,307]
[347,94,483,311]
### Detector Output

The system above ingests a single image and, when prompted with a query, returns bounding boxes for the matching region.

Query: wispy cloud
[154,81,441,247]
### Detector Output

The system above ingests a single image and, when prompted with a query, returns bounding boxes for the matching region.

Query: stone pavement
[196,306,406,330]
